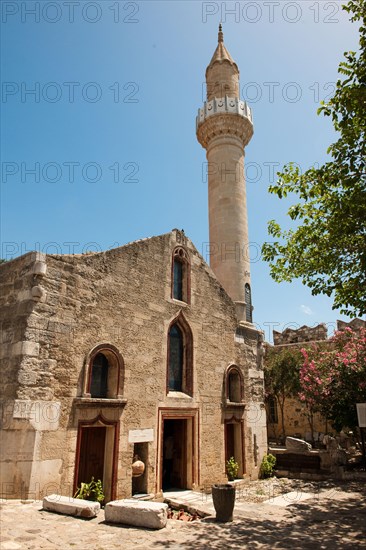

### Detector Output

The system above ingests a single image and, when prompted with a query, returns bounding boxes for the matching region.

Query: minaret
[196,25,254,323]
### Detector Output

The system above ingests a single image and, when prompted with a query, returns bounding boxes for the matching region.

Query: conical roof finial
[218,23,223,43]
[206,23,238,80]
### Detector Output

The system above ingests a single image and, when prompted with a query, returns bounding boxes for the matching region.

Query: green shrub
[226,456,239,480]
[74,477,105,503]
[259,453,276,478]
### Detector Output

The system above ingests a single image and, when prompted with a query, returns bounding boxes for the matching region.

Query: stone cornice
[196,112,253,150]
[74,397,127,408]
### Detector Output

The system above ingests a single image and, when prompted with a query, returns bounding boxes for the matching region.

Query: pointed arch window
[167,316,193,396]
[245,283,252,323]
[168,325,183,391]
[172,247,190,303]
[173,261,183,301]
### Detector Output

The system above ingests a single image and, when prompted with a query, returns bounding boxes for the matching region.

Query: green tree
[264,347,302,439]
[262,0,366,317]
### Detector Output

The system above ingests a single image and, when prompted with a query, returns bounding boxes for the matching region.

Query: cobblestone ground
[1,480,365,549]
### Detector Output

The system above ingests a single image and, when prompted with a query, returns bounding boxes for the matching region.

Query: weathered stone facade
[267,397,327,443]
[0,231,267,500]
[337,318,366,334]
[273,323,328,346]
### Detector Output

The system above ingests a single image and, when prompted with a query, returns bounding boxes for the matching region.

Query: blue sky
[1,1,363,340]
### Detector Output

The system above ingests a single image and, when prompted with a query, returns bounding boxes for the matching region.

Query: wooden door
[77,427,106,486]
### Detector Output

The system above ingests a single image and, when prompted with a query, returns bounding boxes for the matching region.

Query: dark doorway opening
[162,419,188,490]
[225,421,244,478]
[132,442,148,496]
[225,423,235,462]
[77,427,106,487]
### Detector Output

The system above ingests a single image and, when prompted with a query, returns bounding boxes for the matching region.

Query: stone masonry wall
[267,397,327,443]
[1,230,267,499]
[273,323,328,345]
[0,251,64,498]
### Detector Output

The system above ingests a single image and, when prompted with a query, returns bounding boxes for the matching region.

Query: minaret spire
[205,26,239,101]
[218,23,223,42]
[196,28,254,323]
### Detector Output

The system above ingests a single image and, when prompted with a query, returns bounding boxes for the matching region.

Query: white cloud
[300,305,313,315]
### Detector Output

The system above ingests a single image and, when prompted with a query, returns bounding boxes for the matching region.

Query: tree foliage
[262,0,366,316]
[264,347,302,437]
[299,327,366,432]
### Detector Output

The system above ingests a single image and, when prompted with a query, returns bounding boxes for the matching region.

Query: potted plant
[74,477,105,504]
[226,456,239,481]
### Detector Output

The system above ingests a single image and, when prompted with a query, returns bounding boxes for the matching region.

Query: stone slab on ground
[105,499,168,529]
[42,494,100,518]
[286,436,312,452]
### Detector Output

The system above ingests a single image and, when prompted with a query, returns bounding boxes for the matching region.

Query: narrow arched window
[173,259,183,301]
[84,344,124,400]
[168,324,183,391]
[90,353,109,398]
[228,370,241,402]
[268,396,278,423]
[245,283,252,323]
[172,247,190,303]
[167,315,193,396]
[225,365,244,404]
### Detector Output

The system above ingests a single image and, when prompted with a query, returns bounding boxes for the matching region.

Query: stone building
[0,27,267,501]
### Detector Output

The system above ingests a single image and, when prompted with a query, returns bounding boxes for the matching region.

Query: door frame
[73,413,119,501]
[157,408,199,493]
[224,416,245,477]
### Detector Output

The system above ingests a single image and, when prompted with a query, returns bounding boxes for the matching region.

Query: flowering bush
[299,328,366,431]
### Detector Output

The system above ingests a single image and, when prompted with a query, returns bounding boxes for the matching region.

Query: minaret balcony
[196,96,253,150]
[196,96,252,131]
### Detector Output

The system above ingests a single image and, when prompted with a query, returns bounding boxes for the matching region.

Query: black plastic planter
[211,484,236,522]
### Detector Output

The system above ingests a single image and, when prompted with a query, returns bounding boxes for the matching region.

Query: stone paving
[1,481,365,549]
